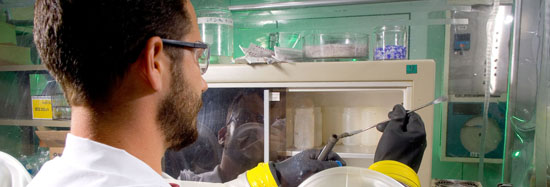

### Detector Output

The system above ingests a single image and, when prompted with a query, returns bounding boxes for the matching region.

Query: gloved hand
[374,104,426,172]
[269,149,346,187]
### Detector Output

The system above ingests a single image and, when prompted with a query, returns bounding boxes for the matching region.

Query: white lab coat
[165,172,250,187]
[0,151,32,187]
[178,165,223,182]
[28,134,251,187]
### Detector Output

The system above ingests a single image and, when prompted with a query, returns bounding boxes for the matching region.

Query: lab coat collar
[62,133,170,186]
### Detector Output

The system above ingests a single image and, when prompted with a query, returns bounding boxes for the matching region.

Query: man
[29,0,344,186]
[177,91,286,182]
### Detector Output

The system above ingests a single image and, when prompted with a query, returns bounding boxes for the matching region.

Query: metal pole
[264,89,270,163]
[535,0,550,185]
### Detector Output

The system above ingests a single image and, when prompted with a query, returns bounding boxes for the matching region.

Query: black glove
[374,104,426,172]
[269,149,346,187]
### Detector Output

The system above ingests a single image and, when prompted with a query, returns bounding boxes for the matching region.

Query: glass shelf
[0,65,47,72]
[0,119,70,127]
[228,0,419,11]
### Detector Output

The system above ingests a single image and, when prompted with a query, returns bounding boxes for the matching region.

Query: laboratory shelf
[448,94,508,103]
[0,64,47,72]
[282,144,375,159]
[228,0,419,11]
[0,119,70,127]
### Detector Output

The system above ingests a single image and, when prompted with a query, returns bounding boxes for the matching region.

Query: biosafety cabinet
[162,60,435,186]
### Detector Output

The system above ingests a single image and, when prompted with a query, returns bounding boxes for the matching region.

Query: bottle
[293,97,315,150]
[360,107,383,152]
[342,107,361,145]
[294,106,315,149]
[374,25,408,60]
[314,107,323,147]
[195,0,234,64]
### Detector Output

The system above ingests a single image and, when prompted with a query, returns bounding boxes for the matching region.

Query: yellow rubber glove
[247,149,345,187]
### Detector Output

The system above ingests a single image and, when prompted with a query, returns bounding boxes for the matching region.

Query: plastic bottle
[322,106,344,145]
[293,97,316,150]
[294,106,315,149]
[314,107,323,147]
[342,107,361,145]
[360,107,384,151]
[195,0,234,64]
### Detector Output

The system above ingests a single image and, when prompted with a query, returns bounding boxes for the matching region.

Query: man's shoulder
[28,158,101,187]
[28,158,163,187]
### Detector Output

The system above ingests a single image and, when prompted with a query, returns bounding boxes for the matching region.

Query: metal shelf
[0,65,48,72]
[448,94,508,103]
[282,144,375,159]
[0,119,70,127]
[229,0,419,11]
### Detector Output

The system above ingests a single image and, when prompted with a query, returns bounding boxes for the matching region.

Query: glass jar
[303,33,369,62]
[374,25,408,60]
[195,0,234,64]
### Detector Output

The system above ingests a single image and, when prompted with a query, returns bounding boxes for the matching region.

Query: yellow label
[32,96,52,119]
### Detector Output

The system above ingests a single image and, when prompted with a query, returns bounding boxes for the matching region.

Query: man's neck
[70,103,166,174]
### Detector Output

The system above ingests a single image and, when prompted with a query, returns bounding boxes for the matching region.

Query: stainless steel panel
[448,5,512,96]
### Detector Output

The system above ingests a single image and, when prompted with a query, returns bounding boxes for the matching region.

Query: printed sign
[32,96,52,119]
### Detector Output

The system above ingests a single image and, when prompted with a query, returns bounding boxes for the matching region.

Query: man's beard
[157,63,202,151]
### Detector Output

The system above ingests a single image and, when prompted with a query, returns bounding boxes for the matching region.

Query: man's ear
[137,36,165,91]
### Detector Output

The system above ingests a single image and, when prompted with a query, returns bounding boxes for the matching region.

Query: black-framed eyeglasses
[161,39,210,75]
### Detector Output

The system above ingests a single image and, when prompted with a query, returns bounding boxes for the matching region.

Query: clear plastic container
[298,166,404,187]
[303,33,369,61]
[294,107,315,149]
[374,25,408,60]
[196,0,233,64]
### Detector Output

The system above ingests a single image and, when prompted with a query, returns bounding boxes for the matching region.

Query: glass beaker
[303,33,369,62]
[195,0,234,64]
[374,25,408,60]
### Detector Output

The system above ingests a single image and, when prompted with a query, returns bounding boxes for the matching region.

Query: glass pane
[0,72,70,176]
[163,88,279,182]
[503,0,546,186]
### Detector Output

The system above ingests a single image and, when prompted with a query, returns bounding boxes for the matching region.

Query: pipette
[317,96,448,161]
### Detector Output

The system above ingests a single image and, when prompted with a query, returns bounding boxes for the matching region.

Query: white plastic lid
[298,166,404,187]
